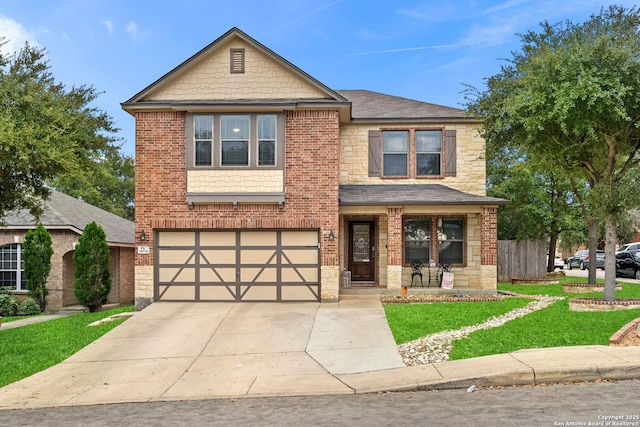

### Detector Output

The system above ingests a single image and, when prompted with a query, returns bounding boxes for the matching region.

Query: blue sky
[1,0,636,156]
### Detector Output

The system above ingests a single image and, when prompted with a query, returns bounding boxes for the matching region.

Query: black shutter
[445,130,456,177]
[368,130,380,176]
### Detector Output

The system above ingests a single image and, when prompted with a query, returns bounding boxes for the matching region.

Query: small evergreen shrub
[0,294,19,316]
[23,223,53,312]
[20,298,41,315]
[74,222,111,312]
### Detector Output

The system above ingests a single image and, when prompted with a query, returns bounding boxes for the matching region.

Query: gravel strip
[398,295,564,366]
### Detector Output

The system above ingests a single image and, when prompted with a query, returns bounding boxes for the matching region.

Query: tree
[0,39,123,221]
[466,5,640,300]
[51,150,135,221]
[74,222,111,312]
[22,223,53,312]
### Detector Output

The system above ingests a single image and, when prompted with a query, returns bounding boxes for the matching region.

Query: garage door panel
[241,285,277,301]
[156,230,319,302]
[241,250,277,265]
[159,268,195,282]
[200,231,235,246]
[158,250,196,264]
[282,249,318,264]
[200,268,235,282]
[159,284,195,300]
[159,232,195,246]
[200,250,236,264]
[241,231,277,246]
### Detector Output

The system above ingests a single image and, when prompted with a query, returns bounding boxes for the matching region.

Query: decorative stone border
[511,278,560,285]
[562,283,622,293]
[609,317,640,346]
[381,294,503,304]
[569,298,640,311]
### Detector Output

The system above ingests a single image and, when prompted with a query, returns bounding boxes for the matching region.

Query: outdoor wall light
[140,230,146,241]
[328,230,335,241]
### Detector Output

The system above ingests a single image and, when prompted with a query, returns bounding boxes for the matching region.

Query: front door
[349,221,375,282]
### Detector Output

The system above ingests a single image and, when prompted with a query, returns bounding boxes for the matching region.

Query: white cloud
[102,20,114,37]
[0,15,38,56]
[125,21,138,39]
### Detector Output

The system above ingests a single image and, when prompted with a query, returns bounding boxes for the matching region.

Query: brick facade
[481,207,498,266]
[134,109,340,302]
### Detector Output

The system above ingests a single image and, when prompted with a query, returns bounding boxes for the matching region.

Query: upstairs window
[221,115,250,166]
[382,131,408,176]
[194,116,213,167]
[189,114,283,169]
[416,130,442,176]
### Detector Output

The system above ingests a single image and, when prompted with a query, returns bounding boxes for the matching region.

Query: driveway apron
[0,299,405,408]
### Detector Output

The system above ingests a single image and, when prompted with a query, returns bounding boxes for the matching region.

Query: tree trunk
[603,215,617,301]
[548,235,558,273]
[588,219,597,285]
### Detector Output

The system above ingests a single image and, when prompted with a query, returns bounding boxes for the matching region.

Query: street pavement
[1,290,639,410]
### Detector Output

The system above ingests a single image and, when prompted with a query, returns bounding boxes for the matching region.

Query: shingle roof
[337,90,478,122]
[339,184,509,206]
[2,190,134,245]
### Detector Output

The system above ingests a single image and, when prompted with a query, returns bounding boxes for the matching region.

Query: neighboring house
[0,190,135,310]
[122,27,507,308]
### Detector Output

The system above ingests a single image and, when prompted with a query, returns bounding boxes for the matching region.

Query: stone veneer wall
[134,109,340,308]
[339,123,487,196]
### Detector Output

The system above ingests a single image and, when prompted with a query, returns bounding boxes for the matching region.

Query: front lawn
[0,306,134,388]
[384,278,640,361]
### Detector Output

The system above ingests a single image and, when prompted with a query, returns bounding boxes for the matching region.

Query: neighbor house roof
[339,184,509,206]
[2,190,134,245]
[337,90,479,123]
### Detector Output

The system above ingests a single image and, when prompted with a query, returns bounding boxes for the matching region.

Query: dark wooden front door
[349,221,375,282]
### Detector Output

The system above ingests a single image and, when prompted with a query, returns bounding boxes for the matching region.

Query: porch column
[387,207,403,290]
[480,207,498,289]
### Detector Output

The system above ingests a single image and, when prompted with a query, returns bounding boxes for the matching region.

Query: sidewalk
[1,300,639,409]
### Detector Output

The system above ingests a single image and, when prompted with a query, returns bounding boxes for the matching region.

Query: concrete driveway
[0,299,405,408]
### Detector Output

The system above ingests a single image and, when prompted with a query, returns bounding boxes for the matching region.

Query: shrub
[0,294,19,316]
[23,223,53,312]
[74,222,111,312]
[19,298,41,315]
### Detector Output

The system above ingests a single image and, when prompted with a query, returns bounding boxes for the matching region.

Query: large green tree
[466,5,640,300]
[51,150,135,221]
[0,39,124,221]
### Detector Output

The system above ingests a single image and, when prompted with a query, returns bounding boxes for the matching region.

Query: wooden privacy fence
[497,239,546,283]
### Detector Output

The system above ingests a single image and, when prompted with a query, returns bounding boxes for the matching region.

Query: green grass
[384,278,640,361]
[0,306,134,388]
[384,297,532,344]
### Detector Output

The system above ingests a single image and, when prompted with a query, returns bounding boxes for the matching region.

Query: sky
[1,0,637,157]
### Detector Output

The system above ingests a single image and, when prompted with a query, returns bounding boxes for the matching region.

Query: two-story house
[122,27,507,309]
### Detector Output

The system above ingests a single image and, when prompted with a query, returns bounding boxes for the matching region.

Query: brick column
[481,207,498,266]
[387,207,403,289]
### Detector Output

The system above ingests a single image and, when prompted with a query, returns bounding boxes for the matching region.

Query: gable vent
[230,48,245,74]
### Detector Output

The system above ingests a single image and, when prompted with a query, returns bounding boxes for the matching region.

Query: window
[383,131,408,176]
[194,116,213,166]
[380,128,446,178]
[404,219,431,264]
[221,115,249,166]
[438,219,464,264]
[258,115,276,166]
[189,114,282,169]
[416,130,441,176]
[0,244,26,291]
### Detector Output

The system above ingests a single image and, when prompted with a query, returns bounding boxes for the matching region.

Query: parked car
[546,255,564,269]
[567,249,605,270]
[615,251,640,280]
[616,242,640,254]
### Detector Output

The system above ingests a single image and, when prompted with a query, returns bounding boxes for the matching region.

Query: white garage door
[155,230,320,302]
